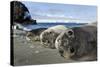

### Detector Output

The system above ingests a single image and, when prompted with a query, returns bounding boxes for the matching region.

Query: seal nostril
[47,40,49,43]
[59,50,64,57]
[70,47,75,53]
[59,50,64,54]
[60,54,64,57]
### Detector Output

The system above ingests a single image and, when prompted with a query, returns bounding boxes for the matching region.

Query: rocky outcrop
[11,1,37,25]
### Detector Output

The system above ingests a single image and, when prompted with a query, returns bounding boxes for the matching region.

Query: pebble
[26,37,31,41]
[35,50,39,53]
[13,34,18,37]
[30,45,35,48]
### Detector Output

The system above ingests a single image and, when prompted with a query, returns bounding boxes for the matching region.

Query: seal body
[40,25,68,49]
[26,28,47,41]
[55,25,97,61]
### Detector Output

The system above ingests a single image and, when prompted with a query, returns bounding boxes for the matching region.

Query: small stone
[35,51,39,53]
[26,37,31,41]
[30,45,35,48]
[14,25,17,29]
[13,35,18,37]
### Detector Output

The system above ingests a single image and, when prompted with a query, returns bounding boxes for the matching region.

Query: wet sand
[13,29,74,66]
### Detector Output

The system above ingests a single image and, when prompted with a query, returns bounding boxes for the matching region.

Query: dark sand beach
[13,29,74,66]
[12,22,97,66]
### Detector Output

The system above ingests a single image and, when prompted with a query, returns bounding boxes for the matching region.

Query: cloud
[31,11,67,18]
[46,14,66,17]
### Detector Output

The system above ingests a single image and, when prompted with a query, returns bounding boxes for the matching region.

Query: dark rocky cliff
[11,1,37,25]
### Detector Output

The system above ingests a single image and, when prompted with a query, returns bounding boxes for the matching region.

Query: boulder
[11,1,37,25]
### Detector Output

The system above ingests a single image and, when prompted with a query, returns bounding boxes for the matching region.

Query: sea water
[17,22,86,31]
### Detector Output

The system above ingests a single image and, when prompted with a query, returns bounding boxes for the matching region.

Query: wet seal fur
[55,25,97,61]
[40,25,68,49]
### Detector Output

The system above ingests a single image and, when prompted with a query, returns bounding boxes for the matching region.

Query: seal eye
[68,31,73,36]
[49,31,52,34]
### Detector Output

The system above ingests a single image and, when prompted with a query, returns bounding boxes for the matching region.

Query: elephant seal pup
[40,25,68,49]
[55,25,97,61]
[26,28,47,41]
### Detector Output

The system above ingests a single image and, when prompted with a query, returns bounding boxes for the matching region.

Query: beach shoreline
[13,29,73,66]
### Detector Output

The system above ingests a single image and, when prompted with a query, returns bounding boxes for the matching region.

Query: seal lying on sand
[40,25,68,49]
[55,25,97,61]
[26,28,47,41]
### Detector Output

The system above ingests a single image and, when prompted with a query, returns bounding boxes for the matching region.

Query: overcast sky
[22,1,97,23]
